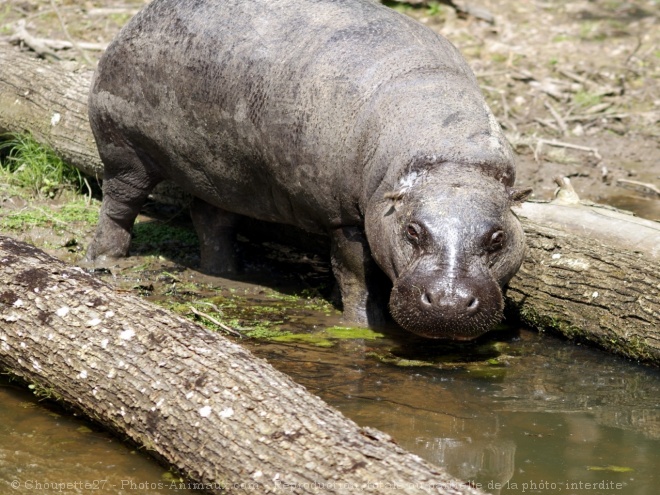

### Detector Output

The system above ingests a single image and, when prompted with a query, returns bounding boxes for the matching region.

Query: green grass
[578,21,606,42]
[0,134,98,237]
[490,53,508,64]
[382,1,414,13]
[383,0,443,16]
[0,133,85,198]
[0,199,99,232]
[552,34,572,43]
[425,1,443,16]
[0,5,12,35]
[573,90,602,108]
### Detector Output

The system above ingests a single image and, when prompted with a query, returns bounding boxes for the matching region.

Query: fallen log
[508,198,660,363]
[0,43,185,203]
[0,235,483,495]
[0,42,658,365]
[0,44,98,176]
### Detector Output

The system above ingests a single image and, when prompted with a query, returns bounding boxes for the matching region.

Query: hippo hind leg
[85,145,163,263]
[190,198,239,275]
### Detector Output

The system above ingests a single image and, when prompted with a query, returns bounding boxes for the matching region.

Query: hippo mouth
[389,271,504,340]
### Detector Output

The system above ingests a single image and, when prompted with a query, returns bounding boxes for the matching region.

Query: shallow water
[241,323,660,495]
[606,194,660,222]
[7,290,659,495]
[0,378,197,495]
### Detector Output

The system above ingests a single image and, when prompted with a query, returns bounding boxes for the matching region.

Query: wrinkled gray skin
[86,0,530,340]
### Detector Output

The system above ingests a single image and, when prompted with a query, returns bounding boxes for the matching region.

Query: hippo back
[89,0,509,233]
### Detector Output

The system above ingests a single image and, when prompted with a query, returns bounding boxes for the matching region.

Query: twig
[558,68,590,86]
[475,69,510,78]
[534,118,560,133]
[529,80,568,101]
[83,177,93,206]
[582,102,614,115]
[50,0,93,66]
[616,179,660,197]
[564,112,630,122]
[624,35,644,66]
[544,101,568,136]
[9,19,107,57]
[536,138,602,161]
[87,7,141,17]
[29,38,107,52]
[188,306,245,338]
[9,20,61,60]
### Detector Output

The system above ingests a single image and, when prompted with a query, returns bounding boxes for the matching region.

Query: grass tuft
[0,133,85,198]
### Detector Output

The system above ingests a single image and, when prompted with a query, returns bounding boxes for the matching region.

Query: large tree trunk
[0,235,483,495]
[0,42,658,366]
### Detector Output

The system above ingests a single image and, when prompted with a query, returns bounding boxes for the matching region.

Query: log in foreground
[0,236,484,495]
[1,43,659,364]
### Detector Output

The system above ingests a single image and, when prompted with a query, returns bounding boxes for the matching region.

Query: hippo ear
[508,187,532,205]
[382,189,407,215]
[383,190,406,201]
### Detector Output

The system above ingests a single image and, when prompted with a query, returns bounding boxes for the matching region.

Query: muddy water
[237,317,660,495]
[6,275,659,495]
[606,194,660,223]
[0,377,198,495]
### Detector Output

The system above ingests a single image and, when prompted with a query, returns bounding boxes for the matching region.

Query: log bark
[0,44,186,203]
[0,42,659,365]
[508,201,660,363]
[0,235,483,495]
[0,44,99,177]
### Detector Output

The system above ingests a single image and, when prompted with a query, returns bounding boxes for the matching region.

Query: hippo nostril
[421,292,432,306]
[466,297,479,312]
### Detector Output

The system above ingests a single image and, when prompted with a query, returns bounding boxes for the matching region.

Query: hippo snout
[420,284,480,316]
[389,266,504,340]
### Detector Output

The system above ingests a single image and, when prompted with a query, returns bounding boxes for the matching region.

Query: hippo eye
[406,223,421,242]
[487,229,506,252]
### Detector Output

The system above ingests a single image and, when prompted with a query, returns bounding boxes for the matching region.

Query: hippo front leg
[330,226,388,327]
[85,176,156,263]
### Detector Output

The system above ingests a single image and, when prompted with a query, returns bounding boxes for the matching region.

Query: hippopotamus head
[365,163,530,340]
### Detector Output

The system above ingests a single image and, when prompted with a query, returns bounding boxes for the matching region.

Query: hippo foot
[339,300,387,328]
[85,215,133,264]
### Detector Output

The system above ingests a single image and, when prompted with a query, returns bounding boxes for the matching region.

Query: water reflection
[246,328,660,495]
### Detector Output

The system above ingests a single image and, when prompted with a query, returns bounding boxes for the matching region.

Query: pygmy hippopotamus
[85,0,531,340]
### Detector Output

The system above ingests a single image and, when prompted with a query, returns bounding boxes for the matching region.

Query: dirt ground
[1,0,658,220]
